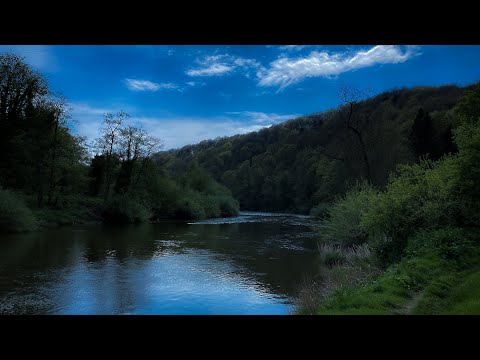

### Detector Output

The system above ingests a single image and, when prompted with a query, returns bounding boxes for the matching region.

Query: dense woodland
[156,84,465,214]
[0,53,239,232]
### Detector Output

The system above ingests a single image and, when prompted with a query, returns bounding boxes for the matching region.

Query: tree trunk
[47,112,59,205]
[346,102,371,182]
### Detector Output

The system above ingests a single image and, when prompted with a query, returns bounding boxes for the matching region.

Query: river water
[0,212,320,315]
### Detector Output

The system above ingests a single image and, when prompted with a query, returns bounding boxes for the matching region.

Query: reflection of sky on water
[53,249,291,315]
[0,213,319,315]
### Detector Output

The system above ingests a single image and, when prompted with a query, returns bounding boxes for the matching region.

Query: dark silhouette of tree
[409,108,435,159]
[339,86,372,182]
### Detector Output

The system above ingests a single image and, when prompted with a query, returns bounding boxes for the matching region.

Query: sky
[1,45,480,150]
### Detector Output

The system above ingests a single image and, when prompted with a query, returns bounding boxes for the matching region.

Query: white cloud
[186,54,260,77]
[0,45,58,72]
[258,45,420,89]
[68,102,114,143]
[226,111,301,124]
[68,103,300,150]
[69,102,137,147]
[125,78,180,92]
[277,45,309,52]
[70,102,113,116]
[185,81,206,87]
[132,116,283,150]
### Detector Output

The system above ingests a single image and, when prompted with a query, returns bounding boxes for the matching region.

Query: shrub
[103,194,151,223]
[362,157,461,265]
[319,182,378,246]
[406,227,479,265]
[174,193,206,220]
[217,195,239,217]
[202,194,221,218]
[0,187,37,232]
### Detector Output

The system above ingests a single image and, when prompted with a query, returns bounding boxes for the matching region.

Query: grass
[297,228,480,315]
[413,268,480,314]
[296,243,380,314]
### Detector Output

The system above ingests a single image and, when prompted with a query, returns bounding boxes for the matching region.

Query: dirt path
[393,291,423,315]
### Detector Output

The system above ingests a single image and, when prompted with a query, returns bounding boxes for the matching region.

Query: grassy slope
[315,250,480,315]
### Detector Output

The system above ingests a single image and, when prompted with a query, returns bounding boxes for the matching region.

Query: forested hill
[155,84,470,214]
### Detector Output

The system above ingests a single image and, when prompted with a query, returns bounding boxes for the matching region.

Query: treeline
[156,84,466,213]
[0,53,238,232]
[297,84,480,314]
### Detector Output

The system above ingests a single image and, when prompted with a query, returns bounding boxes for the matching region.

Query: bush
[202,194,221,218]
[362,157,461,265]
[407,227,479,265]
[103,194,151,223]
[319,182,378,246]
[174,193,206,220]
[217,195,239,217]
[0,188,37,232]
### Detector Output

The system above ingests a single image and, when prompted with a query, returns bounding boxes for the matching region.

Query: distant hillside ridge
[155,83,473,214]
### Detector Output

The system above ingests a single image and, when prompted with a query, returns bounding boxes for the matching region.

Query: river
[0,212,321,315]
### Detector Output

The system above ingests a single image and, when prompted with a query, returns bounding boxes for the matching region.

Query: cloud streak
[226,111,301,124]
[70,103,301,150]
[133,113,298,150]
[258,45,420,89]
[125,78,179,92]
[186,54,260,78]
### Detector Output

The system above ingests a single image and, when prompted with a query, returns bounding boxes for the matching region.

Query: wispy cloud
[69,102,138,145]
[258,45,420,89]
[226,111,301,124]
[0,45,58,72]
[133,113,298,150]
[125,78,180,92]
[185,81,206,87]
[69,102,300,150]
[69,102,114,142]
[186,54,260,77]
[276,45,310,52]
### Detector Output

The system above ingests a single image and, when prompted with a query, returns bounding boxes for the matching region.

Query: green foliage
[304,226,480,315]
[406,228,479,265]
[0,188,37,232]
[156,85,465,213]
[32,196,103,226]
[102,194,152,224]
[319,182,378,246]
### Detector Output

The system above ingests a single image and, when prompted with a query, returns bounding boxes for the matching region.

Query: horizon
[1,45,480,150]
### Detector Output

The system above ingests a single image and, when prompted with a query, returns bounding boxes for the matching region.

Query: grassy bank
[297,229,480,315]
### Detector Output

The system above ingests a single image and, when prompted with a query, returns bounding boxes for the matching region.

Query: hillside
[155,84,468,214]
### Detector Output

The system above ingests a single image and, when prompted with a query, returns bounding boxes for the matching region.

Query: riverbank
[296,228,480,315]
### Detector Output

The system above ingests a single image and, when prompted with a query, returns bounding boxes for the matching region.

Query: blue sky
[1,45,480,149]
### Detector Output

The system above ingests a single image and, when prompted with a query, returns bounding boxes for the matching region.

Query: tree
[339,86,372,182]
[0,53,48,184]
[409,108,435,159]
[95,111,128,201]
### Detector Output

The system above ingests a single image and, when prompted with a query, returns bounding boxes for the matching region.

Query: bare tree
[339,85,372,182]
[95,111,129,201]
[117,125,164,192]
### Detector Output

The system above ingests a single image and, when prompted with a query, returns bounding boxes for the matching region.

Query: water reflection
[0,213,320,314]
